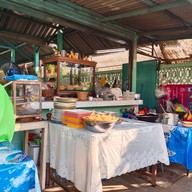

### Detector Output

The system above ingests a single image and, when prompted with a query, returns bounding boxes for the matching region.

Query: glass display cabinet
[12,81,42,121]
[41,56,97,96]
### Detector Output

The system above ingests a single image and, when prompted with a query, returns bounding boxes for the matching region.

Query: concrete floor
[44,163,192,192]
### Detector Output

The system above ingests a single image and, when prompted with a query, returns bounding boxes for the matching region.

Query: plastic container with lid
[62,109,92,127]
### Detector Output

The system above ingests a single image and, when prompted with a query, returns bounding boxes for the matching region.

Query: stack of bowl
[181,121,192,128]
[52,97,78,123]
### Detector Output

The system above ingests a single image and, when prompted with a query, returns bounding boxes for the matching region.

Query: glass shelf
[42,56,97,96]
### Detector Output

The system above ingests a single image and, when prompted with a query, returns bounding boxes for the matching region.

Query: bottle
[112,79,117,88]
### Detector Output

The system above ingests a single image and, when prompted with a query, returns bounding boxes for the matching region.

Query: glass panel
[45,64,57,82]
[15,83,40,117]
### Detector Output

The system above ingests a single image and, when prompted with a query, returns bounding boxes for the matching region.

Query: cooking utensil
[160,103,167,114]
[162,113,178,126]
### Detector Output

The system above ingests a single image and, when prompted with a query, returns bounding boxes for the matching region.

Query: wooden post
[128,36,137,92]
[57,29,63,53]
[151,164,157,186]
[11,48,15,63]
[34,46,40,75]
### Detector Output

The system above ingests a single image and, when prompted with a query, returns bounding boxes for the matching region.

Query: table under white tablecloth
[49,119,169,192]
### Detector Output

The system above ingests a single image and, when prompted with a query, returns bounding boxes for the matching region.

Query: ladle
[160,103,167,114]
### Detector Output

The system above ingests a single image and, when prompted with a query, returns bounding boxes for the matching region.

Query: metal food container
[82,117,116,133]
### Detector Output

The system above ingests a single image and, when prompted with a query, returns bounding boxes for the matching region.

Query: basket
[77,92,88,101]
[42,88,55,99]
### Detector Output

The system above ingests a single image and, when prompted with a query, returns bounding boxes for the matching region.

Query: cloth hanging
[0,84,15,142]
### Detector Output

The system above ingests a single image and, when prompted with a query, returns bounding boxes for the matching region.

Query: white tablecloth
[49,119,169,192]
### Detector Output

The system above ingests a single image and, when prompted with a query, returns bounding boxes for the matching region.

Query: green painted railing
[159,62,192,85]
[96,70,122,87]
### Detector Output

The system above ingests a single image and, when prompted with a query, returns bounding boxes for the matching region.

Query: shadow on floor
[44,163,188,192]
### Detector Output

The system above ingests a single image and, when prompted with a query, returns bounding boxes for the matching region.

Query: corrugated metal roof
[70,0,147,15]
[0,7,124,65]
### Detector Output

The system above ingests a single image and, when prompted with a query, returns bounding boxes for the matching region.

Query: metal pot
[162,113,178,126]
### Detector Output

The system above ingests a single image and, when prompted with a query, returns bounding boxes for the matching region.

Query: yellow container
[67,122,85,128]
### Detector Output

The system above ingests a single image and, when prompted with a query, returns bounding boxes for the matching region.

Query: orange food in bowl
[66,85,74,90]
[59,85,65,90]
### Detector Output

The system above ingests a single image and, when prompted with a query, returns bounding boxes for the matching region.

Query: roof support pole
[128,36,137,92]
[57,29,63,53]
[34,46,40,75]
[11,48,15,63]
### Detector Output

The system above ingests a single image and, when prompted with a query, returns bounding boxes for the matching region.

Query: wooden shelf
[42,56,97,67]
[42,56,97,97]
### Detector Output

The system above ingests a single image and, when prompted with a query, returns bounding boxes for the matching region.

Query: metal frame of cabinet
[42,56,97,96]
[12,81,42,119]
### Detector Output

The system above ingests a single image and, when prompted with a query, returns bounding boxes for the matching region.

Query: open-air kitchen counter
[37,99,143,109]
[34,99,143,118]
[76,99,143,108]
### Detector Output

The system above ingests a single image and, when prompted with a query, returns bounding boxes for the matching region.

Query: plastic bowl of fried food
[82,112,119,133]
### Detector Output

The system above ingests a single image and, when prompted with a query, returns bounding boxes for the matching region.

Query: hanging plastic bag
[155,87,166,99]
[0,84,15,142]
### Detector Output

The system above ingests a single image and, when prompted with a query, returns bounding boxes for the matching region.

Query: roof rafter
[0,30,46,46]
[0,9,60,30]
[0,0,137,42]
[0,0,130,45]
[64,37,82,54]
[140,0,191,27]
[157,33,192,41]
[143,26,192,35]
[186,0,192,4]
[0,38,32,61]
[139,0,156,6]
[102,1,190,22]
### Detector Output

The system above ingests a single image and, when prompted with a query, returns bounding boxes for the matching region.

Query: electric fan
[0,62,21,76]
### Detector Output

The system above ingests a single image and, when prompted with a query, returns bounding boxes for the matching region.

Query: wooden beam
[0,49,11,56]
[0,9,59,29]
[102,1,189,22]
[0,38,32,61]
[57,29,63,53]
[130,37,137,92]
[139,0,191,27]
[13,52,53,65]
[139,0,156,6]
[157,33,192,41]
[0,42,27,56]
[143,26,192,35]
[34,45,40,75]
[0,1,129,45]
[11,48,15,63]
[0,45,10,49]
[64,37,82,54]
[0,30,46,46]
[186,0,192,4]
[0,0,136,41]
[15,42,27,48]
[138,0,192,40]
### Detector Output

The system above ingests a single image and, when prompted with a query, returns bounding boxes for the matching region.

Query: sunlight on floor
[103,184,128,191]
[44,186,64,192]
[130,182,152,188]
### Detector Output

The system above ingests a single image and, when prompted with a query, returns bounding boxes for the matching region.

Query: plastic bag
[0,84,15,142]
[155,88,166,99]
